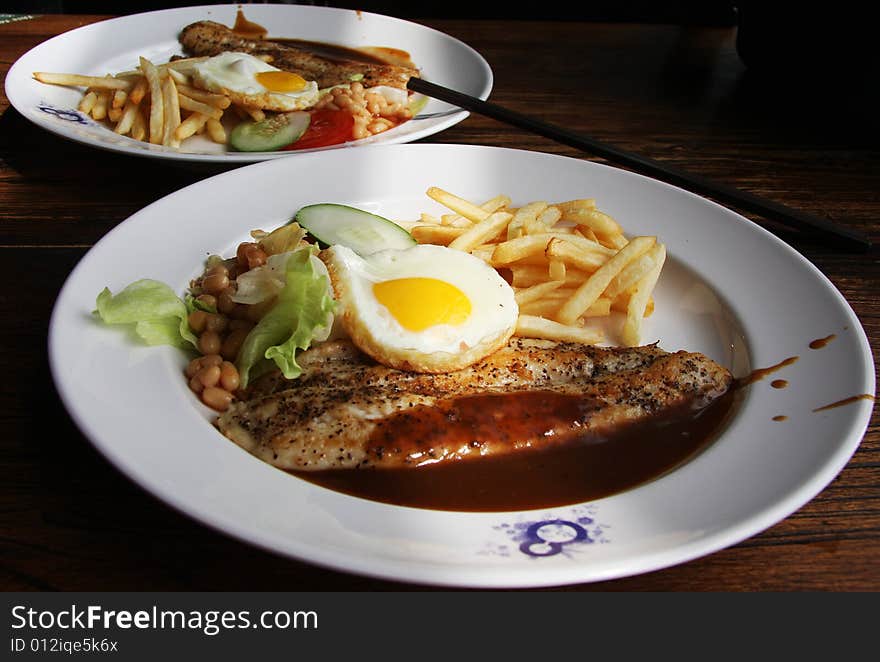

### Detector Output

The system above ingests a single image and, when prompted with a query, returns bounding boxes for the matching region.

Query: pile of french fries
[402,187,667,347]
[33,56,268,149]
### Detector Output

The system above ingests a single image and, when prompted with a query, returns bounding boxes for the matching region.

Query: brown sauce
[813,394,875,412]
[292,389,737,512]
[735,356,799,388]
[269,38,391,65]
[772,415,788,422]
[231,8,268,39]
[229,8,409,66]
[771,379,789,389]
[809,334,837,350]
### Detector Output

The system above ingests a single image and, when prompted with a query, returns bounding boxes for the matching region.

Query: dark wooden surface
[1,14,877,591]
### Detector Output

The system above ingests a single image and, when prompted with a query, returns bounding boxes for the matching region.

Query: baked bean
[217,289,237,315]
[195,364,221,388]
[201,387,233,412]
[201,354,223,368]
[236,242,257,267]
[183,354,223,377]
[353,118,369,140]
[187,309,209,334]
[198,329,222,355]
[204,313,228,334]
[368,119,391,134]
[195,293,217,310]
[185,354,222,379]
[220,361,240,391]
[335,94,354,110]
[202,271,229,295]
[188,375,204,394]
[220,328,249,361]
[185,357,202,379]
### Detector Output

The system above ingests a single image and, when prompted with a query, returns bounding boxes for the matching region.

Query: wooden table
[2,14,877,592]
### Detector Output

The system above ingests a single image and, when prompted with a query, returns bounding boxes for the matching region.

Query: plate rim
[47,143,876,588]
[5,3,493,163]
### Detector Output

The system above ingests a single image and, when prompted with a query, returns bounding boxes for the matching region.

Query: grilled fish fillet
[178,21,418,89]
[216,338,733,471]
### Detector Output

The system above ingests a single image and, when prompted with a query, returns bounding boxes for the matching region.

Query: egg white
[191,52,319,111]
[322,244,519,373]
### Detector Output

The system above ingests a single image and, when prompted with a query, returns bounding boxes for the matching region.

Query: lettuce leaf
[94,279,198,350]
[236,247,336,387]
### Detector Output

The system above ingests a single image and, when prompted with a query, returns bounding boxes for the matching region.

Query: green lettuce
[94,279,198,350]
[236,247,336,387]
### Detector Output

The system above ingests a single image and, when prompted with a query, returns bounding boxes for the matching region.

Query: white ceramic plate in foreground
[49,144,875,587]
[6,4,491,163]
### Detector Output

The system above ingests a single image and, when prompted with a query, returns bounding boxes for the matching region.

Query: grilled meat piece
[178,20,418,89]
[216,338,733,471]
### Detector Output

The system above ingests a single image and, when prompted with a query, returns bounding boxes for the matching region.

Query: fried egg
[191,52,319,111]
[322,244,519,373]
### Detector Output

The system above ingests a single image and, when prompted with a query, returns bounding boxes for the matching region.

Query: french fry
[491,234,553,265]
[426,187,491,223]
[32,71,133,90]
[511,265,590,288]
[166,67,188,85]
[176,84,232,109]
[561,206,621,237]
[237,104,265,122]
[506,201,547,240]
[111,88,128,110]
[91,89,110,121]
[574,226,600,243]
[536,205,562,229]
[544,237,608,272]
[447,211,513,253]
[161,75,181,147]
[161,56,211,74]
[174,111,211,142]
[130,106,147,141]
[604,243,666,301]
[548,258,566,282]
[515,315,603,345]
[178,94,224,120]
[514,280,565,306]
[206,118,226,144]
[555,199,597,213]
[411,224,469,246]
[621,244,666,346]
[78,90,98,114]
[520,297,611,319]
[555,236,656,325]
[128,77,148,105]
[114,98,139,135]
[139,57,164,144]
[545,232,616,256]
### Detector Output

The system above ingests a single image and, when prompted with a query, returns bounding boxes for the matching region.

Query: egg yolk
[255,71,308,93]
[373,278,471,331]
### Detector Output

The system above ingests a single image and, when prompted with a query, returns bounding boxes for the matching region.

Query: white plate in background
[6,4,491,163]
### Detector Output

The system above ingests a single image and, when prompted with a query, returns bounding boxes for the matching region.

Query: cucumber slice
[229,111,310,152]
[294,203,417,255]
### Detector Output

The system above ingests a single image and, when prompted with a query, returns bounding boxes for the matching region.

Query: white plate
[5,4,491,163]
[49,144,875,587]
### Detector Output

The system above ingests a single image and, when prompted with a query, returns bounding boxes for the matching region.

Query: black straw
[408,77,871,251]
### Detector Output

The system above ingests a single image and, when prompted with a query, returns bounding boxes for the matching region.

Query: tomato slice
[282,109,355,150]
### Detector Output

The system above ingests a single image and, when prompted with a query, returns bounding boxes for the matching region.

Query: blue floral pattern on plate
[483,505,609,559]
